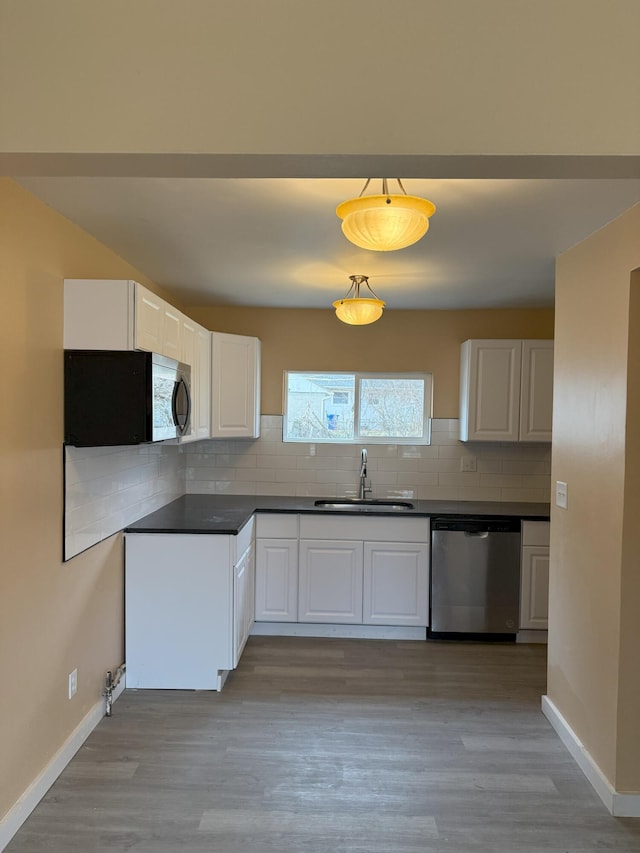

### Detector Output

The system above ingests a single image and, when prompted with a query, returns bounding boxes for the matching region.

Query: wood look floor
[8,637,640,852]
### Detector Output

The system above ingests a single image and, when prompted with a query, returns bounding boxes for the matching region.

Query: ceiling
[18,176,640,311]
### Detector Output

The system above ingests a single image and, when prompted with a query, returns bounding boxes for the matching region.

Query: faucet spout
[359,449,371,499]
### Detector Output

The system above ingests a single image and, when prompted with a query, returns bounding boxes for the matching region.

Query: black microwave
[64,350,191,446]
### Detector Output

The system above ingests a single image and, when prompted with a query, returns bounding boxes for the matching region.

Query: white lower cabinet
[125,519,254,691]
[363,542,429,626]
[255,514,430,630]
[255,514,299,622]
[299,539,363,623]
[520,521,550,631]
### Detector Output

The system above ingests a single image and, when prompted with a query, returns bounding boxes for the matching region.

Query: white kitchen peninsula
[124,495,550,690]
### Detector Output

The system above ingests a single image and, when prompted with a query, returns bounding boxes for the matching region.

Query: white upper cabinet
[519,340,554,442]
[65,278,214,442]
[65,278,183,361]
[459,339,553,442]
[210,332,261,439]
[64,278,136,350]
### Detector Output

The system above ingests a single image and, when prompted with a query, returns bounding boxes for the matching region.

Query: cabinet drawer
[299,515,429,543]
[522,521,550,547]
[256,513,299,538]
[236,515,255,557]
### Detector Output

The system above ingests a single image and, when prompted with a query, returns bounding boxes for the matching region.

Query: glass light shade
[336,193,436,251]
[333,297,385,326]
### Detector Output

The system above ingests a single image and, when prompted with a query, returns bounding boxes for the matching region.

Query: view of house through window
[283,372,432,443]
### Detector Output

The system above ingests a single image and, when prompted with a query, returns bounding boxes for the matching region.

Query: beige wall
[0,178,167,820]
[1,1,639,171]
[550,203,640,790]
[618,268,640,791]
[188,306,554,417]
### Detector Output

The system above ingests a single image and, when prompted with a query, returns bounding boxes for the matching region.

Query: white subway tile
[397,472,439,487]
[255,483,293,496]
[297,455,337,470]
[478,474,524,488]
[296,484,336,497]
[212,453,257,468]
[258,454,296,469]
[438,472,481,487]
[187,481,218,494]
[368,471,398,486]
[477,459,503,474]
[437,446,470,459]
[364,445,398,458]
[458,486,503,502]
[219,482,256,495]
[418,485,462,501]
[275,469,315,484]
[315,469,358,485]
[500,487,550,502]
[419,459,464,474]
[237,467,276,482]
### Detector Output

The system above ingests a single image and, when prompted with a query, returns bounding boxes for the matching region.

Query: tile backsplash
[64,443,184,560]
[184,416,551,503]
[64,417,551,559]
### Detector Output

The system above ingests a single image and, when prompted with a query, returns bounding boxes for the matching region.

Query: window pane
[359,378,425,438]
[284,373,355,440]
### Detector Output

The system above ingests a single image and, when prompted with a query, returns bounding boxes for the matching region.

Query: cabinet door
[134,282,164,353]
[299,539,363,623]
[234,545,254,667]
[363,542,429,626]
[211,332,261,438]
[162,303,183,361]
[519,340,554,442]
[460,339,522,441]
[194,325,212,439]
[255,539,298,621]
[180,316,198,443]
[520,545,550,629]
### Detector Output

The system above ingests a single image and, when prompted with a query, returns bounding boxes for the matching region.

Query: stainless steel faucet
[359,448,372,499]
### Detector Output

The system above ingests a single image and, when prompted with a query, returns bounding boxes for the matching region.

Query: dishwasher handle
[431,516,521,534]
[464,530,489,538]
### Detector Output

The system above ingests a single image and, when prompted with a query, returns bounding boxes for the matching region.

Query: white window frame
[283,371,432,444]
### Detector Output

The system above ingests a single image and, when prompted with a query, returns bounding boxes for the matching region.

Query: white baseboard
[251,622,427,641]
[0,676,126,851]
[542,695,640,817]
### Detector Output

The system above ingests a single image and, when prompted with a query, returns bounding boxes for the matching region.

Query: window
[283,371,432,444]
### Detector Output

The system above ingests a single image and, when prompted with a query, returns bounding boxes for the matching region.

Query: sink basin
[314,499,414,511]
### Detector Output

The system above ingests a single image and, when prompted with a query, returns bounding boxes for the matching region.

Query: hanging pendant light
[336,178,436,252]
[333,275,385,326]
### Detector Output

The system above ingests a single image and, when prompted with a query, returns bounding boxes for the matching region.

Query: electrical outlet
[556,480,568,509]
[68,668,78,699]
[461,455,477,472]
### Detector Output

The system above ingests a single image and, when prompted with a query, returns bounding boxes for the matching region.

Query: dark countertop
[124,494,551,536]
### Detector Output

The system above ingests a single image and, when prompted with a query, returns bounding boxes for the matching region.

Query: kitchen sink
[314,499,414,511]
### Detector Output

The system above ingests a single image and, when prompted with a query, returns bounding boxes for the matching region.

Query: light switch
[556,480,568,509]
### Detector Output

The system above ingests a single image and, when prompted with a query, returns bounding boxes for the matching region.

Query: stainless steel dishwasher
[430,517,521,639]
